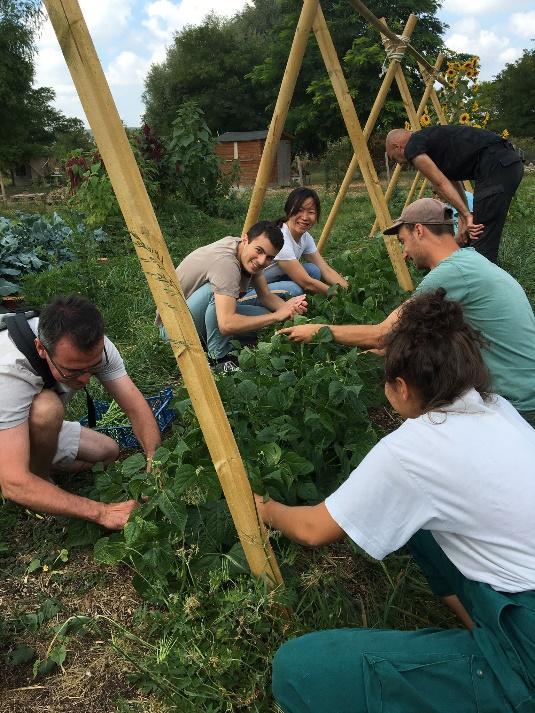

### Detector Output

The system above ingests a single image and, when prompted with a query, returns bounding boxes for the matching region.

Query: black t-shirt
[404,126,503,180]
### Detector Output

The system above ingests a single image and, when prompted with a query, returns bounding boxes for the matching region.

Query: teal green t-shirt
[415,248,535,413]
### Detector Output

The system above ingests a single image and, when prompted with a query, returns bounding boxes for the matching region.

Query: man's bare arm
[412,154,484,237]
[278,305,404,348]
[214,293,306,336]
[104,375,160,461]
[0,422,138,529]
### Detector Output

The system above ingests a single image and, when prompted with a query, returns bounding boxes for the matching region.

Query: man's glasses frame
[43,343,109,380]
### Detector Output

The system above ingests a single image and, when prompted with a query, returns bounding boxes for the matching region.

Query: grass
[1,173,534,711]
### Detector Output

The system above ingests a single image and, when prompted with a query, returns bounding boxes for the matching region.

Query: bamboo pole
[369,53,445,235]
[242,0,319,233]
[317,14,418,254]
[417,177,428,200]
[44,0,282,588]
[345,0,447,86]
[313,6,412,291]
[404,171,421,208]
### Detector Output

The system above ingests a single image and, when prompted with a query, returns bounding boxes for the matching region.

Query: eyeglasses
[44,344,109,380]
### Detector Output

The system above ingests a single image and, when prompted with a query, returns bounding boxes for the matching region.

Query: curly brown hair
[383,288,490,411]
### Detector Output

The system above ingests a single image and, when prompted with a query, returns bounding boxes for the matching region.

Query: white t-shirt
[263,223,317,281]
[0,317,127,430]
[325,389,535,593]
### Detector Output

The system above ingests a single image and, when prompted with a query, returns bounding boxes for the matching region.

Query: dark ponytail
[383,288,490,411]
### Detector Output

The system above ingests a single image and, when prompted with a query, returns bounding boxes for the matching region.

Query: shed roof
[217,130,292,142]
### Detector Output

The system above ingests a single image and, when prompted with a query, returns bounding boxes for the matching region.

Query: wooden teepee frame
[44,0,282,589]
[241,0,455,282]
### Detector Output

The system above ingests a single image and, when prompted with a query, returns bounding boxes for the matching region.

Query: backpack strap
[6,313,98,428]
[6,313,56,389]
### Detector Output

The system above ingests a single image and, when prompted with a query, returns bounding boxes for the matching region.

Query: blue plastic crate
[80,387,175,450]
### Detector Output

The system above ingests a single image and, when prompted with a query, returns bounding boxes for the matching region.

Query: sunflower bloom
[502,129,510,139]
[420,113,431,127]
[446,68,456,78]
[404,121,411,131]
[472,101,479,112]
[459,112,471,125]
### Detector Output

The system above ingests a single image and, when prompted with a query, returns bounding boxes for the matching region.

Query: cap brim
[383,219,403,235]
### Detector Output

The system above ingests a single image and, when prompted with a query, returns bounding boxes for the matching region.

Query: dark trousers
[470,144,524,264]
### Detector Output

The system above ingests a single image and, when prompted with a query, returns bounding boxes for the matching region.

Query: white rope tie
[380,34,410,76]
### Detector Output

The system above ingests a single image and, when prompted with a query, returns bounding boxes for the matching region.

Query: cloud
[142,0,251,43]
[107,51,150,87]
[444,18,523,80]
[442,0,531,14]
[509,10,535,37]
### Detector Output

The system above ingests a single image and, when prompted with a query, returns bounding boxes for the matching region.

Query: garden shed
[216,130,292,186]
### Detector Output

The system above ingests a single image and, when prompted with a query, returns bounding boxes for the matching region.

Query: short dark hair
[383,288,490,412]
[277,187,321,226]
[38,295,105,355]
[247,220,284,251]
[404,222,455,237]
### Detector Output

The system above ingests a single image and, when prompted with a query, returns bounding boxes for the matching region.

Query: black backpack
[2,310,96,427]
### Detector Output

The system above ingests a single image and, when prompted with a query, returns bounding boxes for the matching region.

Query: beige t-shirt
[0,317,127,430]
[176,236,258,300]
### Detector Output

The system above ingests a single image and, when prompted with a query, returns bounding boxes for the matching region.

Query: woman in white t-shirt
[263,187,348,296]
[255,288,535,713]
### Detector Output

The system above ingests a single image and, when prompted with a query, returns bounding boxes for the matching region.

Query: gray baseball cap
[384,198,454,235]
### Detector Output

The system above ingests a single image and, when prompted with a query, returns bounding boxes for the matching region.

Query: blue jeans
[159,282,269,360]
[242,262,322,304]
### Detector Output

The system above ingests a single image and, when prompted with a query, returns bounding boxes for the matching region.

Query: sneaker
[209,356,240,373]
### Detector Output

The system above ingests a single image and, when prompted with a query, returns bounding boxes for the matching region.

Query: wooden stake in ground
[242,0,319,233]
[312,6,412,291]
[317,14,417,254]
[44,0,282,588]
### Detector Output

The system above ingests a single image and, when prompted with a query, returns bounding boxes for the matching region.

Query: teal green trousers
[273,531,535,712]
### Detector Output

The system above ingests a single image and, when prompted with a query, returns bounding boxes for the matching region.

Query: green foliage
[0,212,107,296]
[164,101,234,215]
[69,160,122,229]
[322,136,355,193]
[143,10,276,138]
[478,49,535,137]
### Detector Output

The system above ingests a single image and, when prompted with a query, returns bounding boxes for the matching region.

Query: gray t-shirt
[0,317,127,430]
[176,236,259,300]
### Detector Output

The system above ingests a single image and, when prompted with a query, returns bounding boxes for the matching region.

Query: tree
[478,49,535,137]
[0,1,90,176]
[143,10,277,138]
[249,0,446,153]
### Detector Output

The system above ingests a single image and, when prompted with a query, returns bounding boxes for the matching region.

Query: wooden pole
[317,14,417,254]
[417,177,428,200]
[404,171,421,208]
[369,52,445,235]
[345,0,447,85]
[313,6,412,291]
[44,0,282,588]
[242,0,319,233]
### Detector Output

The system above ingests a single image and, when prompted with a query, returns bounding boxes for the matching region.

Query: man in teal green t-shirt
[278,198,535,424]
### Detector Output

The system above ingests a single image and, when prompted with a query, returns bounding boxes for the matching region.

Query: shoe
[209,356,240,373]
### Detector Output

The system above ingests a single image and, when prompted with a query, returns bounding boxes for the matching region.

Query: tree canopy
[143,0,446,154]
[478,49,535,137]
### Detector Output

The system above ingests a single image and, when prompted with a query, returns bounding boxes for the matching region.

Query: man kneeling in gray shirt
[0,295,161,530]
[158,221,307,370]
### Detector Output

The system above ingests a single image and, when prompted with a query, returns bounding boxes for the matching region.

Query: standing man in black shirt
[386,126,524,263]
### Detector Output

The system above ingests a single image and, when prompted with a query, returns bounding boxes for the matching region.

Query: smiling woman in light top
[263,187,349,296]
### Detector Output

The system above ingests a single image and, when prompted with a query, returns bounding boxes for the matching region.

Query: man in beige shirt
[161,221,307,370]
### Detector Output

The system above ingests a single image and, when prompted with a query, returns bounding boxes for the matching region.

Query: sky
[35,0,535,128]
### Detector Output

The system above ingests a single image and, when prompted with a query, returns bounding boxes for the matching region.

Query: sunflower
[459,112,471,125]
[502,129,510,139]
[420,113,431,127]
[472,101,479,112]
[446,67,457,79]
[404,121,412,131]
[464,67,476,78]
[448,79,458,89]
